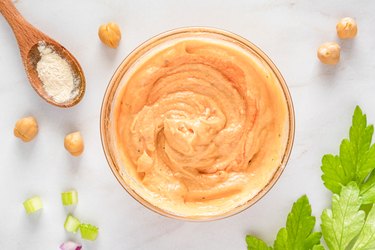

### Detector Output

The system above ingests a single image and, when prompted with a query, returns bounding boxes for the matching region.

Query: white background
[1,0,375,249]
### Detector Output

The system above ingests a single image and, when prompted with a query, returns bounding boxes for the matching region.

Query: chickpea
[317,42,341,65]
[98,22,121,48]
[14,116,38,142]
[336,17,357,39]
[64,131,84,156]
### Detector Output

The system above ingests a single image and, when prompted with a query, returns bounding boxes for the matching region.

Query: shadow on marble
[12,138,38,161]
[66,155,82,175]
[339,38,357,56]
[97,43,122,66]
[316,61,342,81]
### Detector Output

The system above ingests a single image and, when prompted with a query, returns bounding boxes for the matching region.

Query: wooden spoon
[0,0,85,108]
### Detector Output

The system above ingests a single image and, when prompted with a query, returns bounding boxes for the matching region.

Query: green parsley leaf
[348,107,375,183]
[246,195,321,250]
[357,144,375,183]
[304,232,323,250]
[274,228,288,250]
[321,182,365,250]
[321,154,350,194]
[246,235,272,250]
[284,195,320,249]
[321,106,375,194]
[312,245,325,250]
[360,171,375,204]
[273,195,321,250]
[352,205,375,250]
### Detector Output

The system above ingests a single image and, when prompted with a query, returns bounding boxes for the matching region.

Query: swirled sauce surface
[115,38,290,217]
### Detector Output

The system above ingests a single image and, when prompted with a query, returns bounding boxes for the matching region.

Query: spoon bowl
[0,0,85,108]
[26,42,85,107]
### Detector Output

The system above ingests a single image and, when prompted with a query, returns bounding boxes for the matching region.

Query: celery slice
[64,214,81,233]
[61,190,78,206]
[80,223,99,240]
[23,196,43,214]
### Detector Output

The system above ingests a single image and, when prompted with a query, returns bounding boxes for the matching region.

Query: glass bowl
[100,27,295,221]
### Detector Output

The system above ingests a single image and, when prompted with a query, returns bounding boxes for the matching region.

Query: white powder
[36,42,80,103]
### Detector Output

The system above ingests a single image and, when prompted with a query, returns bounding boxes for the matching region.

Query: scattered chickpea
[317,42,341,65]
[98,22,121,48]
[64,131,84,156]
[14,116,38,142]
[336,17,357,39]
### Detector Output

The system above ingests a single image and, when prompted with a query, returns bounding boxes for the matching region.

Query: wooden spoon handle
[0,0,42,54]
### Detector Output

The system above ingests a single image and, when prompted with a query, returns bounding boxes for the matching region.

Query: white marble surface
[0,0,375,249]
